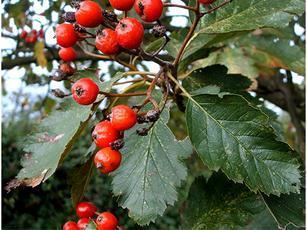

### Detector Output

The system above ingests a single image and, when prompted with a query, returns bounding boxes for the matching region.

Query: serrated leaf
[262,187,305,229]
[112,107,193,225]
[186,93,301,195]
[14,71,122,188]
[200,0,304,34]
[34,41,47,68]
[184,0,304,60]
[182,174,264,230]
[70,157,95,208]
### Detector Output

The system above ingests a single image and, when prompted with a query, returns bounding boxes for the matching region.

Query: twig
[200,0,232,17]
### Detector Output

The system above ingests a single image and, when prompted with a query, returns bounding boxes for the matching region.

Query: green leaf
[112,106,193,225]
[184,0,305,61]
[200,0,304,34]
[240,36,305,75]
[85,220,97,230]
[14,71,122,188]
[188,48,259,79]
[262,187,305,229]
[70,157,95,208]
[182,174,264,230]
[186,93,301,195]
[182,65,252,93]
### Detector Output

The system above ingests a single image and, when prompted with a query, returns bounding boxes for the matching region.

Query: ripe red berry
[96,212,118,230]
[92,120,120,148]
[109,0,135,11]
[20,30,28,39]
[95,29,120,55]
[38,29,44,38]
[71,78,99,105]
[198,0,216,4]
[110,105,137,131]
[75,1,103,28]
[94,147,122,174]
[31,29,38,35]
[56,23,78,48]
[134,0,163,22]
[76,202,97,218]
[115,17,144,49]
[63,221,78,230]
[77,218,90,230]
[25,35,37,44]
[59,47,77,62]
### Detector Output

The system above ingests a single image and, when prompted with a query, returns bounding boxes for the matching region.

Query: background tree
[2,0,305,229]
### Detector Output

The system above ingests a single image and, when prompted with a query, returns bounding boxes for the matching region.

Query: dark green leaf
[182,174,264,230]
[186,93,301,195]
[112,106,193,225]
[262,187,305,229]
[70,157,95,208]
[182,65,252,93]
[200,0,304,34]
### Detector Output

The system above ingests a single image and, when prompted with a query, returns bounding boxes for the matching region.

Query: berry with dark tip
[71,78,99,105]
[94,147,122,174]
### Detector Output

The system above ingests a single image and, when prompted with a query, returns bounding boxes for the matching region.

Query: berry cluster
[19,28,44,44]
[63,202,118,230]
[92,105,137,174]
[55,0,164,59]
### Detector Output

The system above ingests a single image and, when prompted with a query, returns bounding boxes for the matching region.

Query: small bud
[51,70,67,82]
[137,115,147,124]
[103,11,118,23]
[136,128,148,136]
[74,24,87,33]
[146,110,160,122]
[110,139,124,150]
[51,89,67,98]
[62,12,76,23]
[152,25,166,38]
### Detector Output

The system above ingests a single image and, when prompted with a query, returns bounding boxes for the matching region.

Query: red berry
[20,30,28,39]
[96,212,118,230]
[75,1,104,28]
[25,35,37,44]
[198,0,216,4]
[77,218,90,230]
[59,47,77,62]
[115,17,144,49]
[71,78,99,105]
[56,23,78,48]
[31,29,38,35]
[109,0,135,11]
[95,29,120,55]
[94,147,122,174]
[92,121,120,148]
[110,105,137,131]
[134,0,163,22]
[38,29,44,38]
[63,221,78,230]
[76,202,97,218]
